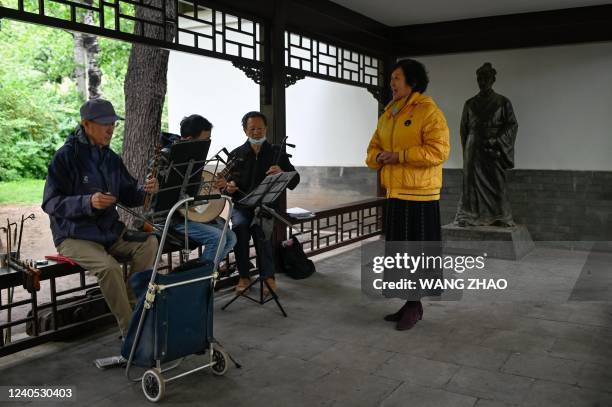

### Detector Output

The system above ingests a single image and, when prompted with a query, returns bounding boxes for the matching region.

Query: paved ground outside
[1,243,612,406]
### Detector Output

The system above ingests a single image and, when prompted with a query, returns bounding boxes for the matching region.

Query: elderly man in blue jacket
[42,98,158,337]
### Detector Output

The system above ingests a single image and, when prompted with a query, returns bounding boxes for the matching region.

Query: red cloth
[45,254,77,266]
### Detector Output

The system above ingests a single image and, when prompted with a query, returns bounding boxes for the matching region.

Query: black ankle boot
[384,310,402,322]
[396,301,420,331]
[384,300,420,322]
[384,302,409,322]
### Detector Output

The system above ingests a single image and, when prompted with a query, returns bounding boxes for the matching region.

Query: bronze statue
[455,63,518,227]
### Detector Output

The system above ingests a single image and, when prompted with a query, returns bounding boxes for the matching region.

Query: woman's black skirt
[383,198,443,299]
[384,198,441,242]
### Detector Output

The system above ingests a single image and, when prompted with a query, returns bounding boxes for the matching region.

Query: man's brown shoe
[262,277,277,297]
[236,277,252,294]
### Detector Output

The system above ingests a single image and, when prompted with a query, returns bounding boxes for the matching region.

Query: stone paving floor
[1,243,612,406]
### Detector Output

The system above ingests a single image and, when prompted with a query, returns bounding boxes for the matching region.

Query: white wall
[169,41,612,171]
[412,41,612,170]
[167,52,259,156]
[286,78,378,166]
[168,53,379,166]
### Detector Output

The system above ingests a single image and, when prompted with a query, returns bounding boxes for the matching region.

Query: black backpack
[279,236,316,279]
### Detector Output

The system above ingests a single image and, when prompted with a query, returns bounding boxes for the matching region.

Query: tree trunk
[122,45,169,183]
[83,32,102,99]
[121,0,176,225]
[72,32,87,99]
[82,1,102,99]
[72,0,102,100]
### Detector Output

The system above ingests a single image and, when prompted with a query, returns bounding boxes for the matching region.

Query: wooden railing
[0,198,385,356]
[288,198,385,256]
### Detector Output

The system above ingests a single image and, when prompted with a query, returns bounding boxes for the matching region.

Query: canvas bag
[279,236,315,279]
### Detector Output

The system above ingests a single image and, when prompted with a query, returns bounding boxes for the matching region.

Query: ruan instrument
[178,151,239,223]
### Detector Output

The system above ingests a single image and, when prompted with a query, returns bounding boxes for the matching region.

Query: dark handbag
[279,236,315,279]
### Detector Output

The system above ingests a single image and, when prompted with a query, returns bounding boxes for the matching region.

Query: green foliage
[0,19,131,180]
[0,179,45,204]
[0,22,79,181]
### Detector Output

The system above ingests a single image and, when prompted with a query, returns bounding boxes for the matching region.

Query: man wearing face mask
[222,111,300,296]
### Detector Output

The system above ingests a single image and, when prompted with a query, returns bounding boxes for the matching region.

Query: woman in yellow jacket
[366,59,450,330]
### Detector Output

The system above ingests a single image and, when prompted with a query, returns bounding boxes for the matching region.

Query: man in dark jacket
[224,111,299,295]
[42,98,158,337]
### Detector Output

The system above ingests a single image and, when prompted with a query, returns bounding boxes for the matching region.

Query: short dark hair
[391,59,429,93]
[241,111,267,130]
[180,114,213,138]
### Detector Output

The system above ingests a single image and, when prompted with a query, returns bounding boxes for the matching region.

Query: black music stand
[221,171,298,317]
[153,139,211,215]
[152,139,211,255]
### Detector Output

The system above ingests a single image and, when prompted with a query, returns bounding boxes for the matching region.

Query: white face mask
[248,136,266,145]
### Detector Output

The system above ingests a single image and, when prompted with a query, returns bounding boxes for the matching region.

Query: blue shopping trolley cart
[121,195,237,402]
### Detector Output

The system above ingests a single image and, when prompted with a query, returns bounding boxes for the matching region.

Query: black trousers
[231,207,275,279]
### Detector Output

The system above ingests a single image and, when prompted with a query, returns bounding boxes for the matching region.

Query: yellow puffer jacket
[366,92,450,201]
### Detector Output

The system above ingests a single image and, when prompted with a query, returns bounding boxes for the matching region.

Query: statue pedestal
[442,223,534,260]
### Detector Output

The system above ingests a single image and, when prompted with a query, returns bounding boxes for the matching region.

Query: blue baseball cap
[80,98,123,125]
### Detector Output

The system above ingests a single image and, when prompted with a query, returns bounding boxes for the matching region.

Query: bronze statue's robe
[455,90,518,226]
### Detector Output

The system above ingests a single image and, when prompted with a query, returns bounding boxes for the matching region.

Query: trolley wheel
[142,369,165,403]
[211,344,229,376]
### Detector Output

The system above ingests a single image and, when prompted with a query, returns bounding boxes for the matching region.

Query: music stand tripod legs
[221,172,299,317]
[221,224,287,317]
